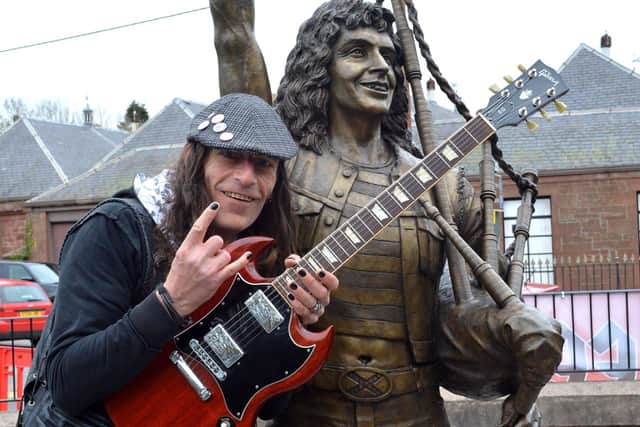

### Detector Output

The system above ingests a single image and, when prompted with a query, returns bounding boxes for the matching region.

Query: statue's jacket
[286,145,563,411]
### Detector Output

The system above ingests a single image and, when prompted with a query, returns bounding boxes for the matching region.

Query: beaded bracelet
[157,284,192,328]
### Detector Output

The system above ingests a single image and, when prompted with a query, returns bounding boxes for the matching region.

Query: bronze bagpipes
[387,0,568,422]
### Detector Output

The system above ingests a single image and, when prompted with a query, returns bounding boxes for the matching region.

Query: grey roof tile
[424,44,640,176]
[559,44,640,111]
[30,99,205,204]
[0,118,127,200]
[116,99,205,155]
[0,121,61,199]
[31,146,184,204]
[28,119,126,178]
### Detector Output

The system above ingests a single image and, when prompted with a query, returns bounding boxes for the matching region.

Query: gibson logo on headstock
[539,69,559,86]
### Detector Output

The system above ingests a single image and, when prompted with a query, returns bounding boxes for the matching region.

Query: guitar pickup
[205,324,244,368]
[245,290,285,334]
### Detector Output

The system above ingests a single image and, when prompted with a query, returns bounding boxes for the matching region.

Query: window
[637,193,640,255]
[0,285,48,303]
[503,197,554,284]
[0,264,32,281]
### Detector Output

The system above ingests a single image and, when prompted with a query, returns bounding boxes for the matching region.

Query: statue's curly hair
[274,0,417,156]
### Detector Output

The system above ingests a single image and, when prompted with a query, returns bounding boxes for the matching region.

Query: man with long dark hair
[212,1,563,426]
[19,93,338,425]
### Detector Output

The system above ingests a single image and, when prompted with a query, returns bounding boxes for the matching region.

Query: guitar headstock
[482,60,569,131]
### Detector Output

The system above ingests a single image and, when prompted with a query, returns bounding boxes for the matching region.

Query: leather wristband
[157,284,192,328]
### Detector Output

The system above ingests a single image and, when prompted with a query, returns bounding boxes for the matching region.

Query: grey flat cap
[187,93,297,160]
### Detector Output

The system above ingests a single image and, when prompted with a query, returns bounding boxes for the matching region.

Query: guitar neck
[271,114,496,298]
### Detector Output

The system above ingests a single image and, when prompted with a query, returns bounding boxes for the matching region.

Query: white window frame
[503,197,554,284]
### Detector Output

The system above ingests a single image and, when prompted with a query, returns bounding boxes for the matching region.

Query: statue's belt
[308,364,437,402]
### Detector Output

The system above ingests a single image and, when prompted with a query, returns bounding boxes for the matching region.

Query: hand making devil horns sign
[162,201,338,325]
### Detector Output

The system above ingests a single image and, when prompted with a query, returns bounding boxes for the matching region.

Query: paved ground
[0,411,15,427]
[2,382,639,426]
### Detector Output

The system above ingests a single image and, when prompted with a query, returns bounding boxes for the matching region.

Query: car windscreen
[0,285,49,303]
[28,264,59,284]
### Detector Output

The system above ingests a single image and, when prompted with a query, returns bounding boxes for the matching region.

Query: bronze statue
[210,1,563,426]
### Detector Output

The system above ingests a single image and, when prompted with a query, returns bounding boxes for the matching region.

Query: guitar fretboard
[272,114,495,300]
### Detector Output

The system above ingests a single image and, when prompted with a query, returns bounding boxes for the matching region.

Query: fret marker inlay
[441,145,459,162]
[344,226,361,244]
[392,187,409,203]
[371,204,388,221]
[321,246,338,264]
[306,257,321,273]
[415,166,433,184]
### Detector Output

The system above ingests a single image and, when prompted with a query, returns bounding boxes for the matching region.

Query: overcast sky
[1,0,638,128]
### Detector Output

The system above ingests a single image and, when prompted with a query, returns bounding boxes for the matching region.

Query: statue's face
[329,27,397,116]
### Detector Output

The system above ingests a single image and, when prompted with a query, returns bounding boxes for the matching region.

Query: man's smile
[222,191,255,202]
[360,80,390,94]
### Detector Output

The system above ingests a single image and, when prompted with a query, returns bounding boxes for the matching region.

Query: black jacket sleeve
[46,203,180,415]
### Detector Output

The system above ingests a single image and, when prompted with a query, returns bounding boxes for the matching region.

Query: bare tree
[32,99,74,123]
[0,97,116,133]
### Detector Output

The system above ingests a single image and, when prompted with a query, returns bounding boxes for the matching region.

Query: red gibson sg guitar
[106,60,568,426]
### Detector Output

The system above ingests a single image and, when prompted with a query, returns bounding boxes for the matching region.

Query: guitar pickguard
[174,274,314,419]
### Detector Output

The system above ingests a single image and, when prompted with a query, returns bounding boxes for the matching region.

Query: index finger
[183,201,220,246]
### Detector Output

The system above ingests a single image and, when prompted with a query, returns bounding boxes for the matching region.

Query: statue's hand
[500,395,542,427]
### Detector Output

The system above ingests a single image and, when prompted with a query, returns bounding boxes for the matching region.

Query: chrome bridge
[189,339,227,381]
[169,351,212,401]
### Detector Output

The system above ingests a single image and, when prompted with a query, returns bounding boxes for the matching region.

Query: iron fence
[0,289,639,411]
[0,317,41,411]
[525,289,640,382]
[524,254,640,291]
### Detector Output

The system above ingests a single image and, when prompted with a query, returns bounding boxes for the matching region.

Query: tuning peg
[526,120,538,133]
[539,110,552,121]
[503,75,514,83]
[489,84,500,94]
[517,64,527,73]
[553,100,567,113]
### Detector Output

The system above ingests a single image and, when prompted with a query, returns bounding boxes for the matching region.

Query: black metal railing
[525,289,640,381]
[0,287,638,410]
[0,317,41,411]
[524,254,640,291]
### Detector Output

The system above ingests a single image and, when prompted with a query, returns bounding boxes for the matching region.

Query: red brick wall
[498,170,640,261]
[29,209,49,262]
[469,169,640,290]
[0,201,27,257]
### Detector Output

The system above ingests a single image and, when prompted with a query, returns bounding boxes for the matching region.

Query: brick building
[25,98,204,262]
[0,109,127,258]
[5,40,640,293]
[431,41,640,289]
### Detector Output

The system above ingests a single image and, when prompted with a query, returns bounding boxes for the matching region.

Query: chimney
[426,78,436,102]
[600,32,611,57]
[83,97,93,126]
[130,110,140,132]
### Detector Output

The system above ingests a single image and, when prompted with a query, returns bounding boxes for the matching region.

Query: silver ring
[311,300,323,313]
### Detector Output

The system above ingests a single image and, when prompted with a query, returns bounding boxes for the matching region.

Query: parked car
[0,278,52,343]
[0,260,59,301]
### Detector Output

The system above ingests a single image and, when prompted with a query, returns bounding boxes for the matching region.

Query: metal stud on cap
[220,132,234,141]
[212,122,227,133]
[210,114,225,124]
[197,121,209,131]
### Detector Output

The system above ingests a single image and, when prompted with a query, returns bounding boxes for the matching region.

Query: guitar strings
[177,116,495,376]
